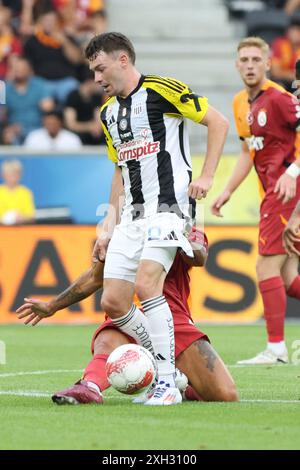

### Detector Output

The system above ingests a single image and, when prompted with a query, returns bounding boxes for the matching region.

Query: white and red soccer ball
[106,344,157,395]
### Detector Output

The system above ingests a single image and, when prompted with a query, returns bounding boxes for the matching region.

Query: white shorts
[104,213,192,283]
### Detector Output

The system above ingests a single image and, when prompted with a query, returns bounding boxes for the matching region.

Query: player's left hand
[16,299,56,326]
[188,175,213,200]
[274,174,297,204]
[181,227,209,267]
[283,220,300,256]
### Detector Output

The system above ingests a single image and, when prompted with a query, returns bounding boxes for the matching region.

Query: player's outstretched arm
[188,106,229,200]
[283,200,300,256]
[16,262,104,326]
[211,141,253,217]
[274,157,300,205]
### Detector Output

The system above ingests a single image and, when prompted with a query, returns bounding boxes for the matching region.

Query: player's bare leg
[176,339,238,402]
[238,254,289,365]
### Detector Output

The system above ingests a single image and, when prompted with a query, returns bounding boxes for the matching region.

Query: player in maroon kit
[211,37,300,365]
[16,228,238,404]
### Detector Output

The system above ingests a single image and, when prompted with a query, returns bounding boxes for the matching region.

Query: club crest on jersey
[257,109,267,127]
[247,111,254,125]
[119,118,128,131]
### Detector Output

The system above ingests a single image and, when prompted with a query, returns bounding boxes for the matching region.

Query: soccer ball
[106,344,157,395]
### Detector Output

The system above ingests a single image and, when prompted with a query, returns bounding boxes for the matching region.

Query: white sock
[141,295,175,387]
[86,381,101,396]
[268,341,286,355]
[111,305,155,355]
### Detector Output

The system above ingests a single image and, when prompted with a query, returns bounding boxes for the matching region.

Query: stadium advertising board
[0,224,272,324]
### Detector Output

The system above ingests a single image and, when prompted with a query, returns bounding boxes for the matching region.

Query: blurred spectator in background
[89,8,107,34]
[64,68,105,145]
[0,159,35,225]
[0,6,22,80]
[19,0,55,37]
[285,0,300,15]
[24,108,82,150]
[271,14,300,90]
[55,0,106,35]
[24,10,81,103]
[2,57,54,144]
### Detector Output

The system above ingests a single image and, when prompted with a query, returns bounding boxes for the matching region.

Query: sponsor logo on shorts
[148,226,161,240]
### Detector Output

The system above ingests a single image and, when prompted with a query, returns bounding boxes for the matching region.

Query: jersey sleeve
[100,103,118,163]
[143,76,209,123]
[274,91,300,131]
[232,91,251,141]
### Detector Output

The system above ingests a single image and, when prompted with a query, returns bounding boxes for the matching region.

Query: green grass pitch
[0,324,300,450]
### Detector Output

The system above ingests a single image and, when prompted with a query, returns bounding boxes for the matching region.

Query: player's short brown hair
[237,37,270,56]
[85,32,136,64]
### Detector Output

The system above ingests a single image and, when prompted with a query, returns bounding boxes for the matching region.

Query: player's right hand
[211,189,231,217]
[274,173,296,204]
[16,299,55,326]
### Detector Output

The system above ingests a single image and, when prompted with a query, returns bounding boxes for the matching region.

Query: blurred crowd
[0,0,108,148]
[225,0,300,91]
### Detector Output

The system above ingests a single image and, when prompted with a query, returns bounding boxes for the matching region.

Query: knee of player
[101,292,123,317]
[135,278,159,301]
[256,257,267,280]
[93,333,114,355]
[93,330,123,355]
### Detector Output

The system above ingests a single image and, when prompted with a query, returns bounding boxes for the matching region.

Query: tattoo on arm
[53,265,100,310]
[55,285,88,309]
[195,339,217,372]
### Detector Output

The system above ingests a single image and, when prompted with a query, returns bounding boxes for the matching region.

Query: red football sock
[83,354,110,392]
[287,275,300,300]
[184,385,203,401]
[259,276,286,343]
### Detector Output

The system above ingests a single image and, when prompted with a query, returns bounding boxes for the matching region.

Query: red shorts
[91,311,208,357]
[259,207,300,255]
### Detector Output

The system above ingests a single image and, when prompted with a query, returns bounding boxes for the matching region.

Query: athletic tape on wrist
[285,163,300,179]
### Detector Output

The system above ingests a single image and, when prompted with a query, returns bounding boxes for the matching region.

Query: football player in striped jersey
[84,32,229,405]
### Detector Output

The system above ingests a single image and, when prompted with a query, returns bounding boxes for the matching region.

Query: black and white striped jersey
[100,74,209,224]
